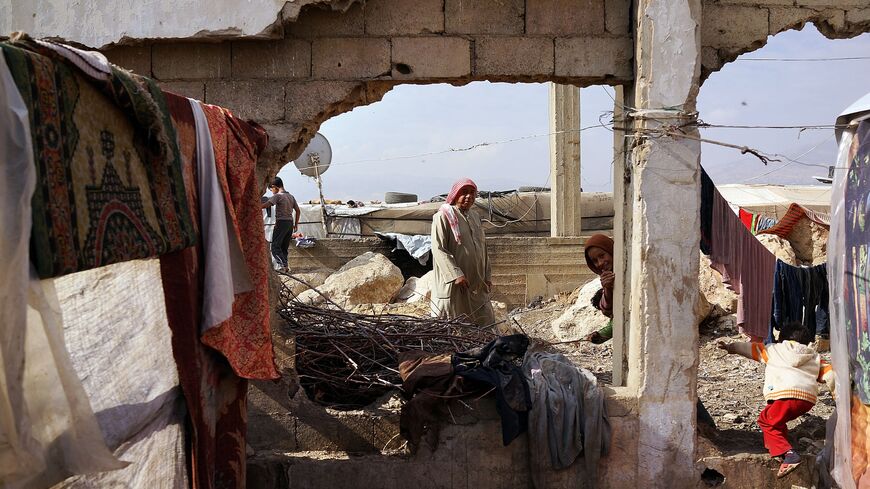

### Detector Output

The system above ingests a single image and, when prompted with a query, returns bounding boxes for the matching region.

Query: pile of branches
[278,277,495,409]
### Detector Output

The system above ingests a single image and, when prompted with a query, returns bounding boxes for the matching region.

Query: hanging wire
[738,56,870,62]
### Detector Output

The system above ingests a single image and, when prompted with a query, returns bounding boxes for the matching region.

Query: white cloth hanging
[189,98,252,332]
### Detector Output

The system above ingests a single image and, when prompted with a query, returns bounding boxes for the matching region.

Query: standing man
[430,178,495,327]
[262,177,300,273]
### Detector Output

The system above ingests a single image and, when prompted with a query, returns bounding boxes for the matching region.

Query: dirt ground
[508,293,834,458]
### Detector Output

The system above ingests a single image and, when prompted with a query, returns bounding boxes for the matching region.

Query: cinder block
[769,7,845,35]
[795,0,869,7]
[701,5,769,49]
[474,37,554,77]
[152,42,231,80]
[391,37,470,79]
[287,3,365,37]
[554,37,633,79]
[372,415,402,451]
[365,0,445,35]
[445,0,524,35]
[157,81,204,100]
[526,0,605,36]
[312,38,390,79]
[605,0,631,35]
[717,0,792,5]
[285,81,363,123]
[599,416,639,488]
[232,39,311,79]
[205,80,285,121]
[846,7,870,24]
[103,45,151,76]
[701,46,722,75]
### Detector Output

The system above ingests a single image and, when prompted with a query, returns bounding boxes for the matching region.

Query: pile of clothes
[398,334,611,487]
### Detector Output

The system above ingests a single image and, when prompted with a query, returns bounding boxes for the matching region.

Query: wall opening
[695,24,869,457]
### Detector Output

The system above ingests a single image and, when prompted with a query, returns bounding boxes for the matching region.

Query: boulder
[296,252,404,308]
[811,222,828,265]
[394,270,434,304]
[280,269,332,297]
[551,278,610,342]
[699,253,737,315]
[757,233,798,266]
[786,217,815,264]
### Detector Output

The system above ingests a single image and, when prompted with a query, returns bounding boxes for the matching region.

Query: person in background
[582,233,718,434]
[719,321,835,478]
[583,234,615,344]
[261,177,300,273]
[430,178,495,327]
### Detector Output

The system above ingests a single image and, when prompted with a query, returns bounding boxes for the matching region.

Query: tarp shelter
[291,191,614,238]
[823,90,870,489]
[717,184,832,217]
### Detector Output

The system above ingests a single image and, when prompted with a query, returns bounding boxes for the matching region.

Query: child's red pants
[757,398,814,457]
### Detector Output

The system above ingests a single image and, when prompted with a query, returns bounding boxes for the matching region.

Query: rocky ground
[283,220,833,459]
[507,291,834,459]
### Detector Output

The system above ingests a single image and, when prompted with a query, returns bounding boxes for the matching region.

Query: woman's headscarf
[446,178,478,205]
[439,178,478,244]
[583,234,614,275]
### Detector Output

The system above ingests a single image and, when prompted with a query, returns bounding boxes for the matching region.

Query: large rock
[296,252,404,308]
[757,233,798,265]
[699,253,737,315]
[787,217,815,264]
[811,222,828,265]
[551,278,610,342]
[394,270,434,303]
[280,269,332,297]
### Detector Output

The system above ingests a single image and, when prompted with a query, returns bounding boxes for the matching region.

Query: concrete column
[548,83,581,237]
[627,0,703,486]
[611,85,630,387]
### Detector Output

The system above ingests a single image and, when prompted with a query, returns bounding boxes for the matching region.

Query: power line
[739,56,870,62]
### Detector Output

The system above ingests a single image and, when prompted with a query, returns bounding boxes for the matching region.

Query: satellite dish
[293,132,332,178]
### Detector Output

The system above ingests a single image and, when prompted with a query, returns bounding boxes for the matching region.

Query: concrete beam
[611,85,629,387]
[548,83,582,237]
[627,0,702,486]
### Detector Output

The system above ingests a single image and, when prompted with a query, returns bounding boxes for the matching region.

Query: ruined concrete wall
[702,0,870,78]
[0,0,360,48]
[286,236,593,308]
[247,386,639,489]
[95,0,634,174]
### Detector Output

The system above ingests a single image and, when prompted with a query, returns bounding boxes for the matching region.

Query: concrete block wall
[99,0,869,167]
[286,236,595,308]
[247,387,640,489]
[101,0,635,169]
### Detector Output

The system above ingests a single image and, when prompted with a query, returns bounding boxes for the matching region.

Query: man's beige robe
[429,206,494,326]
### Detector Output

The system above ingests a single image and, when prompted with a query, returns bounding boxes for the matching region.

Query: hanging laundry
[739,208,778,235]
[524,352,610,489]
[0,50,125,487]
[768,260,830,343]
[197,102,278,380]
[704,168,777,340]
[1,37,195,279]
[159,91,277,489]
[453,334,532,446]
[398,335,532,452]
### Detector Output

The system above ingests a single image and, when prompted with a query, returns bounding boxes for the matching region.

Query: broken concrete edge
[259,75,630,181]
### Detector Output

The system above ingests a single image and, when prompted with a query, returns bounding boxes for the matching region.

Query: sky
[277,26,870,204]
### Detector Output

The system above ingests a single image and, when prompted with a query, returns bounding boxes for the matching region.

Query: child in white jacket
[719,321,835,478]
